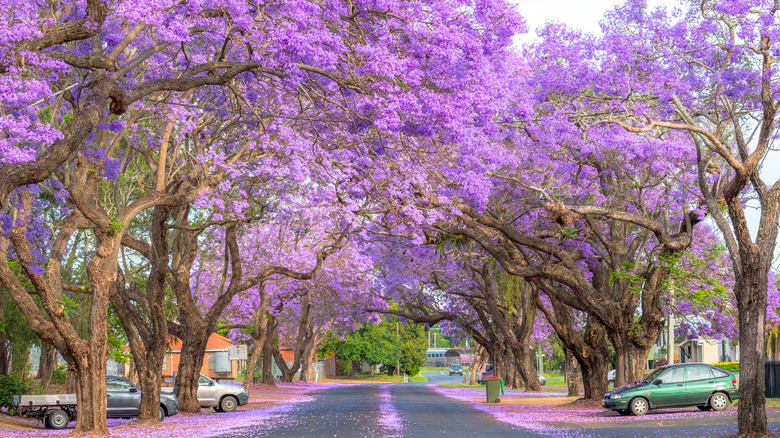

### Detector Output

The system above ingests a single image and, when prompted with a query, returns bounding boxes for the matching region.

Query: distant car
[608,369,615,386]
[476,364,545,386]
[449,364,463,376]
[602,364,739,416]
[164,374,249,412]
[106,376,178,421]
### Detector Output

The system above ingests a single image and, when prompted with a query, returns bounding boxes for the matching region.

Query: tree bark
[173,327,209,413]
[0,292,7,375]
[261,318,277,385]
[564,347,579,397]
[735,265,769,436]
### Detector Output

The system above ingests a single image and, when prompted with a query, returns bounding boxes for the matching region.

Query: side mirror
[209,381,215,386]
[654,379,663,385]
[130,387,138,392]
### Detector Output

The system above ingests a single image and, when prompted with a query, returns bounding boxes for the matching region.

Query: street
[215,372,780,438]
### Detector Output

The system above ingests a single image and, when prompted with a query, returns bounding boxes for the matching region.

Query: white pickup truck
[163,374,248,412]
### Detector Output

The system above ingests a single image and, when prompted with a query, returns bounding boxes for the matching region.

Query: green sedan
[602,363,739,416]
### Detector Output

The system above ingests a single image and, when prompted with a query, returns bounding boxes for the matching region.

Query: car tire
[219,395,238,413]
[617,409,632,416]
[697,405,712,411]
[159,405,166,421]
[709,392,729,411]
[46,410,69,429]
[629,397,649,416]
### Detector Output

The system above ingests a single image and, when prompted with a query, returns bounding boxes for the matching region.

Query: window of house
[208,353,216,370]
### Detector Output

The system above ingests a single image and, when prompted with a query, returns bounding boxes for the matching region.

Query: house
[647,326,739,369]
[163,333,244,380]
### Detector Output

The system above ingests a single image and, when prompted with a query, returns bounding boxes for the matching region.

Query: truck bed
[13,394,77,408]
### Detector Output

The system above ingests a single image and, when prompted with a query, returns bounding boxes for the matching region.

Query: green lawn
[438,383,483,388]
[409,374,428,383]
[765,398,780,406]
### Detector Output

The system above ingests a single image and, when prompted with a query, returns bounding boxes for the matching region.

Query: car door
[106,379,141,417]
[648,366,686,407]
[198,375,218,407]
[685,365,716,405]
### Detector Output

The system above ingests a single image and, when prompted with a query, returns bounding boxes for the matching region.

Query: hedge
[712,362,739,372]
[0,375,30,415]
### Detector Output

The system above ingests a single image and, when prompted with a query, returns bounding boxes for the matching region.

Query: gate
[766,361,780,398]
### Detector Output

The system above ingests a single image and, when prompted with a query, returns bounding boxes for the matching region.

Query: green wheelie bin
[486,376,504,403]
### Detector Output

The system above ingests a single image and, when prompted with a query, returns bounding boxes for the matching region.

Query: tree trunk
[37,342,55,390]
[579,316,610,399]
[564,347,579,397]
[608,328,655,387]
[173,329,208,413]
[0,293,7,375]
[242,292,269,388]
[735,268,769,436]
[466,345,485,385]
[261,319,276,385]
[136,350,165,422]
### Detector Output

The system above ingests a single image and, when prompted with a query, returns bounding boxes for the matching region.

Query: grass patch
[420,367,448,373]
[766,398,780,406]
[438,383,484,388]
[409,374,428,383]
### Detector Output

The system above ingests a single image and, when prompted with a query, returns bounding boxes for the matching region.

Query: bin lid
[487,376,501,379]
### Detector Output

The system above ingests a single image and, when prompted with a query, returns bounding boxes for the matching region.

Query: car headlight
[163,394,176,401]
[610,394,622,399]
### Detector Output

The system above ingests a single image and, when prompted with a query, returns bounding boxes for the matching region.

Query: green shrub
[0,375,30,415]
[712,362,739,372]
[51,365,68,385]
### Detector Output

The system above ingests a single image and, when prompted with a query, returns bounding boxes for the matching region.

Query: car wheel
[697,405,712,411]
[709,393,729,411]
[617,409,632,416]
[46,410,69,429]
[159,405,166,421]
[629,397,649,416]
[219,395,238,412]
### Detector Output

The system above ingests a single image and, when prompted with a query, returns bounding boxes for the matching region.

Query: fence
[767,362,780,398]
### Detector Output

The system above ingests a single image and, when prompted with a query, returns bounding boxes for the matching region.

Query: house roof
[166,333,234,351]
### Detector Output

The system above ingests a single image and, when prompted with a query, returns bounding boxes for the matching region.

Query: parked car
[449,364,463,376]
[608,369,615,386]
[476,364,546,386]
[602,363,739,416]
[14,376,178,429]
[106,376,179,421]
[164,374,249,412]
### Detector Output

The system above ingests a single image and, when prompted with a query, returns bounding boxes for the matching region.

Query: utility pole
[667,280,675,365]
[396,322,400,376]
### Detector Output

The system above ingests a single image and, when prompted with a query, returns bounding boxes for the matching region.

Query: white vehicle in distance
[163,374,248,412]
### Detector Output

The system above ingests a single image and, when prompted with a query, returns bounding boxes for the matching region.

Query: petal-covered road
[215,372,780,438]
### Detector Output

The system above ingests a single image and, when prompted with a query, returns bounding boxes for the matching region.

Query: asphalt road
[217,371,780,438]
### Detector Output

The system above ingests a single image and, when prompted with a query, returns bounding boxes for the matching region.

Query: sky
[512,0,675,43]
[511,0,780,249]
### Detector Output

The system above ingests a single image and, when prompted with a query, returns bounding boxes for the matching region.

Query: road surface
[217,371,780,437]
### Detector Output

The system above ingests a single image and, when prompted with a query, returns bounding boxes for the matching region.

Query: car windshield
[645,368,666,382]
[450,365,461,369]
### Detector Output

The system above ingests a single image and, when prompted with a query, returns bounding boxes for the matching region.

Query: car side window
[107,380,134,392]
[198,376,212,385]
[659,367,685,384]
[685,365,713,382]
[711,367,729,378]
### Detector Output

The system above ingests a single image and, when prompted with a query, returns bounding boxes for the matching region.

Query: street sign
[228,345,248,360]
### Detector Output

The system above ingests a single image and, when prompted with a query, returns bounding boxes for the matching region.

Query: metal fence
[767,361,780,398]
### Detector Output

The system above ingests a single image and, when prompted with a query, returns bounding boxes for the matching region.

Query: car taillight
[732,378,737,386]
